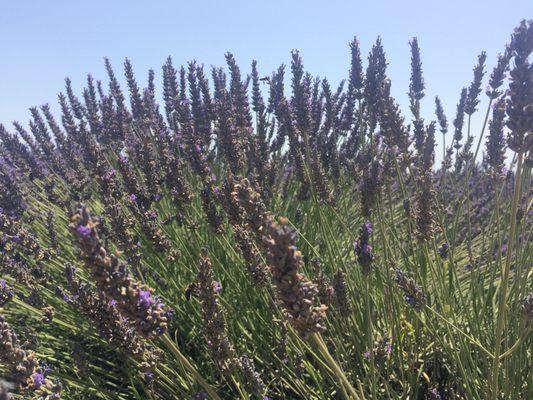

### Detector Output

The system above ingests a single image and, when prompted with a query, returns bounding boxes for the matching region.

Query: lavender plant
[0,19,531,400]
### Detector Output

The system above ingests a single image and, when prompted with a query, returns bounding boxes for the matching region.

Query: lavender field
[0,18,531,400]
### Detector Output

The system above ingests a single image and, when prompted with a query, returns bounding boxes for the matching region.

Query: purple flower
[138,289,154,308]
[42,363,52,375]
[0,279,13,306]
[76,225,92,238]
[32,372,46,387]
[213,281,222,294]
[363,221,373,235]
[103,169,116,180]
[429,388,441,400]
[129,193,138,203]
[354,221,374,275]
[362,243,372,254]
[395,268,426,310]
[438,242,449,259]
[164,308,174,321]
[144,370,155,382]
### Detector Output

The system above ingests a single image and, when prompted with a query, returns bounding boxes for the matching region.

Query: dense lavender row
[0,20,531,400]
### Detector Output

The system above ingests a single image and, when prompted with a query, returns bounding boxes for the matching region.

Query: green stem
[424,306,494,359]
[309,333,361,400]
[489,151,524,399]
[364,274,377,399]
[161,334,222,400]
[499,325,531,360]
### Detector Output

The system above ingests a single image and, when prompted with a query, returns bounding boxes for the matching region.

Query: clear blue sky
[1,0,530,161]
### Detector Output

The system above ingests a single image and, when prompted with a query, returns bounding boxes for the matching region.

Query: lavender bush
[0,20,531,400]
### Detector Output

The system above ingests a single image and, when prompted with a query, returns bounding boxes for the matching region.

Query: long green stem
[364,274,377,399]
[161,334,222,400]
[489,152,524,399]
[309,333,361,400]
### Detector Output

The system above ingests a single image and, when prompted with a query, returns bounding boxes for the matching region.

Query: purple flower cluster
[263,217,327,337]
[354,221,374,275]
[0,279,14,306]
[0,316,62,398]
[70,205,169,338]
[438,243,449,259]
[394,268,426,311]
